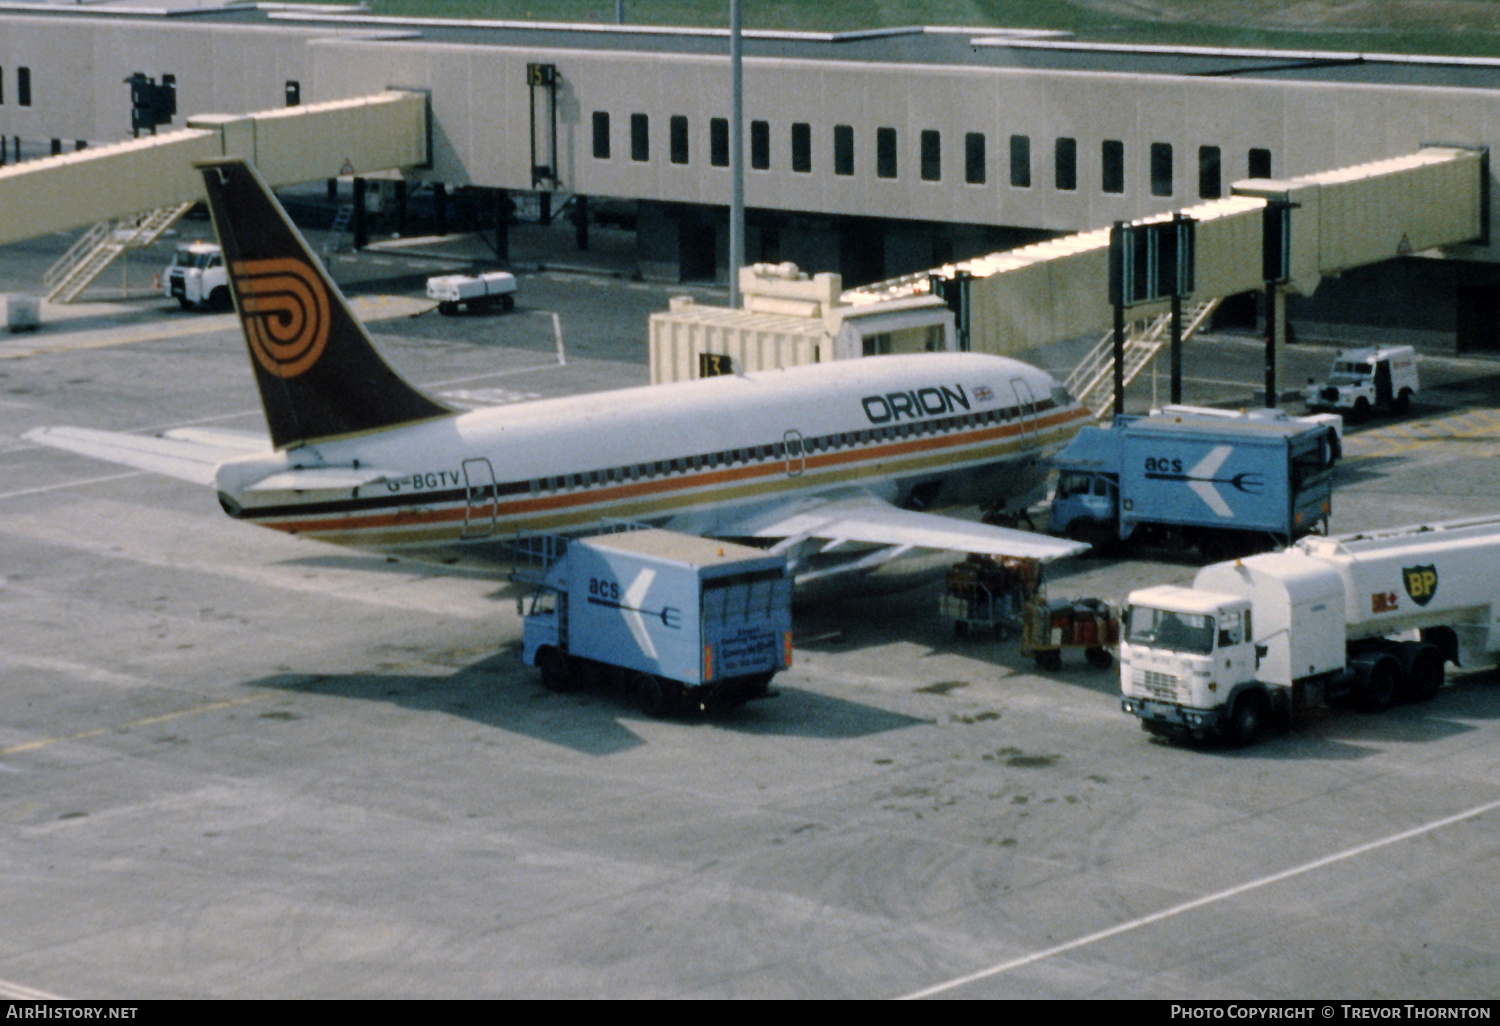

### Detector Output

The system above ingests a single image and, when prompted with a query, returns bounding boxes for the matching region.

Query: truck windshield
[1126,606,1215,655]
[1329,360,1372,383]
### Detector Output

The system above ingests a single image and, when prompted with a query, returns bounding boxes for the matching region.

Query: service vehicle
[1047,410,1338,559]
[163,240,229,310]
[1302,345,1418,419]
[1119,515,1500,745]
[519,527,793,717]
[426,270,517,315]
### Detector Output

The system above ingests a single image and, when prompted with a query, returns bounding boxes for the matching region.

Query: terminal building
[2,2,1500,350]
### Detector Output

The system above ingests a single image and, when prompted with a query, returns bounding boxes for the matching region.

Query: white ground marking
[900,795,1500,999]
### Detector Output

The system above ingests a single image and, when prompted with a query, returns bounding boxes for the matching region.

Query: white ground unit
[648,262,955,383]
[1301,345,1419,419]
[162,240,229,310]
[1120,515,1500,745]
[426,270,517,315]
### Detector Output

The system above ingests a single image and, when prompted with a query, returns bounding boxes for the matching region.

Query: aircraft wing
[22,426,270,486]
[718,491,1089,563]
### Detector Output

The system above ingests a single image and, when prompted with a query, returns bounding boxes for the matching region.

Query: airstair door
[462,458,498,538]
[784,430,806,477]
[1010,377,1039,437]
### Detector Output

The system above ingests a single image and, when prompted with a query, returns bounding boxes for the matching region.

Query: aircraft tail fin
[196,158,452,450]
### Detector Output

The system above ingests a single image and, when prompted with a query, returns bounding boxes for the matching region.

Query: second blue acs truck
[1047,409,1339,560]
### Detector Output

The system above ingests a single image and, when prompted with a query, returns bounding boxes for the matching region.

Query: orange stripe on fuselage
[250,405,1089,542]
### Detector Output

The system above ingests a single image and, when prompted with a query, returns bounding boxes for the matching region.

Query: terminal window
[751,120,770,170]
[1055,137,1077,191]
[710,118,729,167]
[965,132,986,184]
[1102,139,1125,193]
[834,124,854,176]
[877,127,898,179]
[592,111,610,159]
[1010,134,1031,188]
[1249,147,1272,178]
[670,115,689,165]
[1150,142,1173,196]
[791,122,812,173]
[630,113,649,162]
[921,130,941,181]
[1198,145,1222,198]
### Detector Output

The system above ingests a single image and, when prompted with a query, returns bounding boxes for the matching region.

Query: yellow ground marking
[1344,408,1500,460]
[0,694,264,757]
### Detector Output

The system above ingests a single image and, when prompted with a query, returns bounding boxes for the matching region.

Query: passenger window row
[592,111,1274,199]
[522,398,1054,497]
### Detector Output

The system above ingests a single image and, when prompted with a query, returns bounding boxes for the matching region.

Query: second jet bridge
[844,145,1486,414]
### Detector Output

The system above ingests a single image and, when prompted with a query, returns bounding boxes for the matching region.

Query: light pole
[728,0,744,309]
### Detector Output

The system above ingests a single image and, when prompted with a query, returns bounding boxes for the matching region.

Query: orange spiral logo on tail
[231,258,331,379]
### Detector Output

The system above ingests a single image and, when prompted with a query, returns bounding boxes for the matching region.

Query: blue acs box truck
[521,528,793,717]
[1047,409,1338,560]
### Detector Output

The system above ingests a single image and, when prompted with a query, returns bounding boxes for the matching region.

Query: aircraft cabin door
[784,430,805,477]
[1010,377,1039,438]
[462,458,498,538]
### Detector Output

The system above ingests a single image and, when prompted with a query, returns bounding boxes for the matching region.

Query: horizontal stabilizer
[23,426,254,486]
[162,426,270,452]
[244,467,401,492]
[726,491,1089,562]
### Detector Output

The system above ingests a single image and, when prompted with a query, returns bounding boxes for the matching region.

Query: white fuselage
[214,352,1088,554]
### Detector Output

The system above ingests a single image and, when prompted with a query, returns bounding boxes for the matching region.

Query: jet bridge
[0,90,429,248]
[845,145,1486,413]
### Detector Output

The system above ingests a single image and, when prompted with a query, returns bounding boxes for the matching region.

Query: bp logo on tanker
[1403,564,1438,606]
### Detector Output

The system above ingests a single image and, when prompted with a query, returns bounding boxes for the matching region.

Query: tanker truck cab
[1120,585,1260,738]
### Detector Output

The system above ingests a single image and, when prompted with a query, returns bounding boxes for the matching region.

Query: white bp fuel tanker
[1119,515,1500,745]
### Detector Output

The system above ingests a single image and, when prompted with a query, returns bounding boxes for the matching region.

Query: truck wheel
[1393,389,1412,415]
[1224,693,1268,747]
[177,297,194,310]
[1034,649,1063,672]
[438,301,458,316]
[209,286,231,311]
[536,648,574,693]
[501,294,515,312]
[1402,643,1444,703]
[1352,397,1371,423]
[1085,647,1114,670]
[634,673,678,719]
[1357,654,1400,712]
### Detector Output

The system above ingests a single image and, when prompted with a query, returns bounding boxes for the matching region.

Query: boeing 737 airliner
[28,159,1091,578]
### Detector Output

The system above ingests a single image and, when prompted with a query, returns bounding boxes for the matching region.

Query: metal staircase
[1064,297,1222,419]
[43,202,193,303]
[322,204,355,255]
